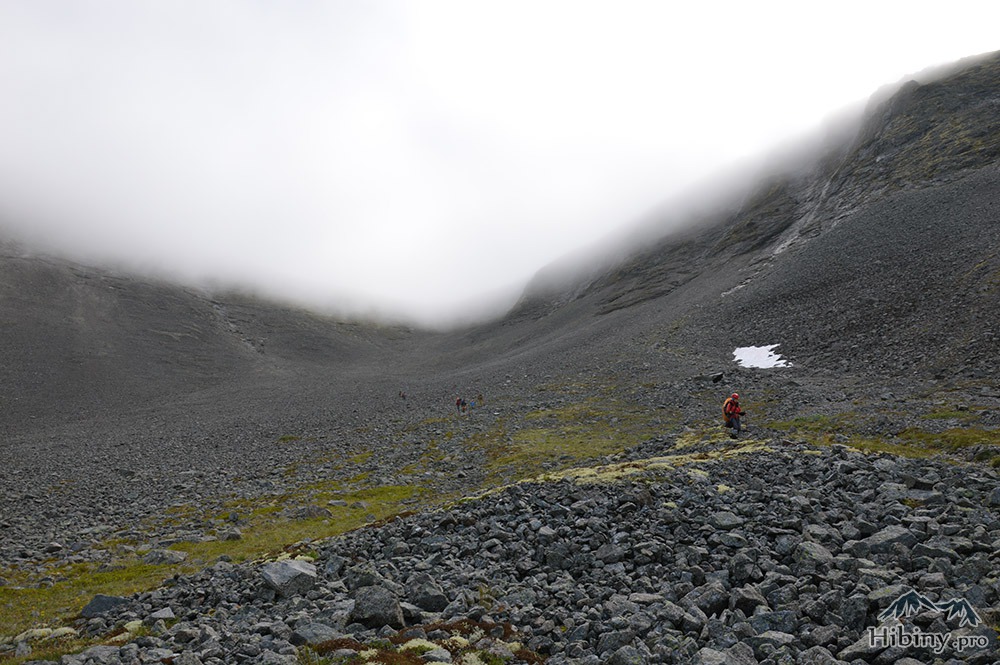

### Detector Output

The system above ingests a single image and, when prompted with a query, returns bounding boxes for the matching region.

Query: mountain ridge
[511,50,1000,324]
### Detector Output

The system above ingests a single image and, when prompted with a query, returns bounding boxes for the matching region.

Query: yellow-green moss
[898,426,1000,450]
[0,562,170,639]
[0,484,421,641]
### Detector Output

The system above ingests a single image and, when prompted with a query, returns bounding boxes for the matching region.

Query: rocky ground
[4,439,998,664]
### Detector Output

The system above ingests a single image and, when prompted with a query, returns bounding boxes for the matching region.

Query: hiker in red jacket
[723,393,746,438]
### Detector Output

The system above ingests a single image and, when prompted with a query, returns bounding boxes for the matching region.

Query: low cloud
[1,2,996,327]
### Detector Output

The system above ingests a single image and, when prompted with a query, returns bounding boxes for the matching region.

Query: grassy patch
[0,562,172,640]
[541,440,773,485]
[898,426,1000,450]
[675,422,736,448]
[350,451,374,465]
[767,414,850,434]
[0,484,421,642]
[831,436,955,459]
[472,398,664,483]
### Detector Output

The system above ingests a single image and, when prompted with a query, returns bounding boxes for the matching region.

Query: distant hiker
[456,397,463,414]
[723,393,746,438]
[460,398,468,414]
[477,392,484,405]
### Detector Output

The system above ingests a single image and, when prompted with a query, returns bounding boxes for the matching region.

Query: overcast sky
[0,2,997,325]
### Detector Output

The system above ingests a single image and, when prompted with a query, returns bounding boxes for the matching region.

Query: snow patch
[734,344,790,368]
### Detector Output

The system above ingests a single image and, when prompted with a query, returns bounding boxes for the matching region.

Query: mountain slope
[2,52,1000,663]
[0,245,413,432]
[505,50,1000,380]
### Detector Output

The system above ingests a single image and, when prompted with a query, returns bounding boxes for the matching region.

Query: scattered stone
[709,511,745,530]
[606,645,647,665]
[260,559,317,597]
[349,585,405,629]
[406,573,449,612]
[793,541,834,572]
[290,622,341,646]
[80,594,128,618]
[142,549,188,565]
[864,525,918,553]
[4,440,997,665]
[147,607,176,622]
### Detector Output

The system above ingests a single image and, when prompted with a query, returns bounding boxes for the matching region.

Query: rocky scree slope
[5,441,999,664]
[510,50,1000,381]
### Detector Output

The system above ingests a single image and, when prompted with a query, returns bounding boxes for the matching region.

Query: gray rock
[864,525,918,553]
[325,553,348,577]
[750,610,798,635]
[290,622,341,646]
[147,607,176,623]
[710,511,745,530]
[260,559,317,597]
[596,629,635,656]
[143,549,188,565]
[838,633,884,660]
[294,505,332,519]
[628,593,663,605]
[804,625,840,650]
[749,630,795,648]
[344,564,401,594]
[174,653,204,665]
[80,594,128,618]
[595,543,626,563]
[839,594,869,632]
[990,487,1000,507]
[405,572,448,612]
[730,586,768,615]
[912,542,958,560]
[794,541,835,573]
[80,645,123,664]
[607,645,647,665]
[683,582,729,618]
[421,647,452,662]
[796,645,839,664]
[694,648,728,665]
[349,585,405,629]
[721,643,757,665]
[867,583,909,609]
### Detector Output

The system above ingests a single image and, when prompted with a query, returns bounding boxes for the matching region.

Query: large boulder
[80,594,128,618]
[793,541,835,573]
[405,572,449,612]
[260,559,317,598]
[682,582,729,618]
[863,525,918,554]
[143,549,188,565]
[290,622,341,646]
[709,511,745,530]
[349,586,405,629]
